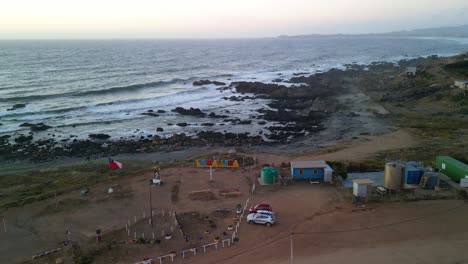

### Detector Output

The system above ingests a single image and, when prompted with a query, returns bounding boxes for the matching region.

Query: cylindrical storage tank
[405,162,426,184]
[436,156,468,182]
[261,167,279,185]
[384,161,404,190]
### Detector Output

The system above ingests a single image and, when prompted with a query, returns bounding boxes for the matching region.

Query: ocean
[0,37,467,140]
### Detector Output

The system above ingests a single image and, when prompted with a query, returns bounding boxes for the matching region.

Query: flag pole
[149,182,153,227]
[210,166,213,182]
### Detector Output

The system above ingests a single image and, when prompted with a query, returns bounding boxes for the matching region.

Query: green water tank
[261,167,279,184]
[436,156,468,182]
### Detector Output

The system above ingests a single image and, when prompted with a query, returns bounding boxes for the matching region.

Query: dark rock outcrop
[201,123,215,126]
[7,103,26,111]
[89,133,111,140]
[172,107,206,117]
[14,135,33,144]
[208,112,228,118]
[238,120,252,125]
[19,122,52,131]
[141,110,159,117]
[193,80,226,86]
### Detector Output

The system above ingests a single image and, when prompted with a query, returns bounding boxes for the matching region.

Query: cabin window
[299,169,303,176]
[313,169,318,175]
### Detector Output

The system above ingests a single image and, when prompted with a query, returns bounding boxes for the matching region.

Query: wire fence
[133,196,251,264]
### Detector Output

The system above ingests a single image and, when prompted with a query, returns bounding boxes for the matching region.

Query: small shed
[454,80,468,90]
[290,160,333,182]
[405,67,417,76]
[353,179,374,199]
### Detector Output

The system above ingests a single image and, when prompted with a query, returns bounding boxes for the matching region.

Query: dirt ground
[3,129,467,264]
[187,194,468,264]
[254,129,418,167]
[0,163,254,264]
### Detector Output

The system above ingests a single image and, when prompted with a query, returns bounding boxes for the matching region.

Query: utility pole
[209,166,213,182]
[2,216,6,233]
[149,181,153,227]
[253,150,256,168]
[290,229,294,264]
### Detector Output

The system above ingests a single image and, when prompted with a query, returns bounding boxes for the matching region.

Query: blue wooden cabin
[290,160,333,182]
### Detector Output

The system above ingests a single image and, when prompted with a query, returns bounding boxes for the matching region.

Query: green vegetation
[0,160,151,210]
[450,92,468,106]
[394,113,467,139]
[444,60,468,76]
[0,164,35,172]
[35,198,90,216]
[327,161,348,180]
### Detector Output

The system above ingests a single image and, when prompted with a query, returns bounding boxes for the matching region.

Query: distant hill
[279,25,468,38]
[381,24,468,38]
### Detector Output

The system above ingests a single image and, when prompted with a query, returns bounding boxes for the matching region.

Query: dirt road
[187,198,468,264]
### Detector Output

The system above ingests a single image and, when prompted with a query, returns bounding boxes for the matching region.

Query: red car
[249,203,272,214]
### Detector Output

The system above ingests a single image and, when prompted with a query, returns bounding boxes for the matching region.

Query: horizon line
[0,23,467,41]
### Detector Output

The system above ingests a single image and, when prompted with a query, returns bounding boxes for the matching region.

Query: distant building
[405,67,417,76]
[290,160,333,182]
[454,80,468,90]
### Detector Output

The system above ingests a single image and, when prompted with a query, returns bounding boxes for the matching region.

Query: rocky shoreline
[4,55,448,163]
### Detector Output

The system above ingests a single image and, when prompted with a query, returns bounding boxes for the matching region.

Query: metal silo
[384,161,404,190]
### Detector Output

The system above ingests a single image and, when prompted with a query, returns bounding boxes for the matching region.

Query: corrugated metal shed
[290,160,328,169]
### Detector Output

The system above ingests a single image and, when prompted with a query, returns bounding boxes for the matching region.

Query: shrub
[78,256,92,264]
[327,161,348,180]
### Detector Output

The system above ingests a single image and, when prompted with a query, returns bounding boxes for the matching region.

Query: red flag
[108,158,123,169]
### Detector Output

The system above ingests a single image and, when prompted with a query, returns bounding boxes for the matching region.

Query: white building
[405,67,417,76]
[454,80,468,90]
[353,179,374,199]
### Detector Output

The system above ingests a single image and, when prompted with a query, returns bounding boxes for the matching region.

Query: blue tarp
[339,171,384,188]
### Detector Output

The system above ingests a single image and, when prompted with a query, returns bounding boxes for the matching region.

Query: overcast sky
[1,0,467,39]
